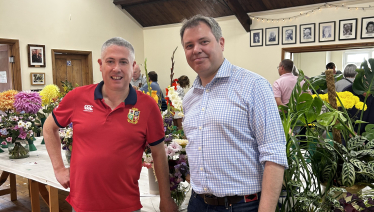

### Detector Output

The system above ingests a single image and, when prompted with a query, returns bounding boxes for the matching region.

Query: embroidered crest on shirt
[83,105,93,112]
[127,108,140,124]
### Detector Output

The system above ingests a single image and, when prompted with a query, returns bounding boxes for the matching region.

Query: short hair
[280,59,293,72]
[148,71,158,82]
[343,64,357,78]
[367,21,374,30]
[101,37,135,61]
[326,62,335,70]
[180,15,222,44]
[178,75,190,88]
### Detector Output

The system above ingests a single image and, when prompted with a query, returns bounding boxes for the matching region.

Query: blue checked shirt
[183,59,288,197]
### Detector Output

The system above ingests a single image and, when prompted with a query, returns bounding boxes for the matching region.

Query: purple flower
[0,128,8,135]
[13,91,42,114]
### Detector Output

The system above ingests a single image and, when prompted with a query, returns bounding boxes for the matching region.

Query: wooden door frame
[281,41,374,61]
[51,49,93,86]
[0,38,22,91]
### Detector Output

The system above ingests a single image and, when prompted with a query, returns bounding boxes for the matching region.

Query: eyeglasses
[277,65,282,69]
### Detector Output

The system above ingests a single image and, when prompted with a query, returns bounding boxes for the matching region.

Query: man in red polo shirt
[43,37,177,212]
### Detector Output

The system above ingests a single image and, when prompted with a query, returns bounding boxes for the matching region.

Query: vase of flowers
[8,140,29,159]
[59,123,73,163]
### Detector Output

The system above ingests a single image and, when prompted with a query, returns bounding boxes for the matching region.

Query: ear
[98,59,103,72]
[219,37,225,51]
[132,61,137,70]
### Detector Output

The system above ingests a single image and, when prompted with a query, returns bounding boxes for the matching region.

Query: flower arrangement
[0,90,18,111]
[0,90,42,158]
[39,84,60,116]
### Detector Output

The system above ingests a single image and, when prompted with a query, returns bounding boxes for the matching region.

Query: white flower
[18,120,25,128]
[26,122,32,128]
[173,139,188,146]
[144,154,153,163]
[166,146,176,157]
[169,141,182,152]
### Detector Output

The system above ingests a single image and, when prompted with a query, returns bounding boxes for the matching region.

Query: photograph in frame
[30,73,45,85]
[319,21,335,42]
[28,44,46,67]
[250,29,263,47]
[282,25,297,45]
[339,18,357,40]
[300,23,315,43]
[265,27,279,46]
[361,16,374,39]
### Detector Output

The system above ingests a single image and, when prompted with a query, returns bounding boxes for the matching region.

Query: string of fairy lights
[249,3,373,23]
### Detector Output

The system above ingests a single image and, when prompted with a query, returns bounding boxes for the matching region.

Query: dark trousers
[187,190,260,212]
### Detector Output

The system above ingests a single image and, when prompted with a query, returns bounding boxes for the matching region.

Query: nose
[112,62,121,72]
[193,44,202,55]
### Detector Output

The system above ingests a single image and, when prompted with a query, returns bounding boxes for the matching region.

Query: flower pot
[41,117,46,145]
[8,140,29,159]
[65,149,71,164]
[148,167,159,195]
[27,136,37,151]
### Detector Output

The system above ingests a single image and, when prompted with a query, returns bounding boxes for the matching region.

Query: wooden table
[0,137,69,212]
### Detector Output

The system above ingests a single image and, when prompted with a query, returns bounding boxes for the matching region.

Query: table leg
[9,173,17,201]
[29,179,41,212]
[47,185,59,212]
[0,171,10,185]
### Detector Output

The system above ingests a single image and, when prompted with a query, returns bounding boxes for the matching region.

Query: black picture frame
[339,18,357,40]
[300,23,315,43]
[282,25,297,45]
[28,44,46,67]
[361,16,374,39]
[250,29,263,47]
[319,21,335,42]
[265,27,279,46]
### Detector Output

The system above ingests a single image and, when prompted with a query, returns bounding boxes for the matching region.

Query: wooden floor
[0,172,72,212]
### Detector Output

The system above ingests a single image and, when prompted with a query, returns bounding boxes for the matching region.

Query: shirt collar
[94,81,137,105]
[192,58,230,89]
[280,72,294,78]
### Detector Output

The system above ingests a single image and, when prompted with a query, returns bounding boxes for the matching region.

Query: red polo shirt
[52,81,164,212]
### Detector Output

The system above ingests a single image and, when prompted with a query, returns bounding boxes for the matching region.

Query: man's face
[344,24,351,31]
[133,64,141,80]
[304,29,311,36]
[367,24,374,33]
[324,27,330,36]
[182,22,224,79]
[32,49,37,55]
[98,45,134,92]
[277,63,283,76]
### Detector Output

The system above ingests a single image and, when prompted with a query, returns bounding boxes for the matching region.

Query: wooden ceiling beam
[113,0,163,7]
[223,0,251,32]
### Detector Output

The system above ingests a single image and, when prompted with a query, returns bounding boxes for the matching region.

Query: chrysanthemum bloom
[39,84,60,106]
[0,90,18,111]
[13,91,42,114]
[355,102,367,111]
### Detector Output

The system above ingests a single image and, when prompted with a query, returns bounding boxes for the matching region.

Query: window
[343,49,374,69]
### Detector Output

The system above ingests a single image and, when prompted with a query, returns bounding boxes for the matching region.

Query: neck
[102,85,129,106]
[200,58,224,87]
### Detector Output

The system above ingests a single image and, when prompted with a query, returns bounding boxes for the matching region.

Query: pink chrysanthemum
[13,91,42,114]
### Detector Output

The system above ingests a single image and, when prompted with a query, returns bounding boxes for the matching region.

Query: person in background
[140,71,163,98]
[273,59,299,106]
[180,14,287,212]
[43,37,177,212]
[130,64,147,90]
[335,64,357,92]
[173,75,190,129]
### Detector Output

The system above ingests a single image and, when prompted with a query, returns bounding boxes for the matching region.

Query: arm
[150,142,178,212]
[275,97,283,106]
[43,114,70,189]
[258,161,284,212]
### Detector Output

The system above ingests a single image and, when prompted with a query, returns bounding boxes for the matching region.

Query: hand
[159,196,178,212]
[54,167,70,189]
[132,85,138,90]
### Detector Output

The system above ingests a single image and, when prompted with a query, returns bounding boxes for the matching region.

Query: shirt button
[202,107,205,111]
[206,89,209,93]
[200,167,203,171]
[204,188,208,191]
[198,147,201,150]
[199,126,202,130]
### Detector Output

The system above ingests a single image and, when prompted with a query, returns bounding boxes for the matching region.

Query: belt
[197,192,259,206]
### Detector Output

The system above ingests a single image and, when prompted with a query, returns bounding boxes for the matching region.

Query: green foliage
[342,162,355,187]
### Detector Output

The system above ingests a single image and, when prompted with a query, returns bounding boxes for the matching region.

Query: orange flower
[0,90,18,111]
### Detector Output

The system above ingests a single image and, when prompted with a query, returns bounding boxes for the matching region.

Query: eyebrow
[184,37,210,46]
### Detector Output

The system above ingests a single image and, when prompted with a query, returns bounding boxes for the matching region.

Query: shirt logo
[128,107,140,124]
[83,105,93,112]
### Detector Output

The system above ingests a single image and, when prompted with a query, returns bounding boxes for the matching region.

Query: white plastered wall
[0,0,144,90]
[143,1,374,91]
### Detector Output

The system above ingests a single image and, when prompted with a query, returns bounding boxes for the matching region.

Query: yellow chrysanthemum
[355,102,367,111]
[151,90,158,103]
[39,84,60,106]
[312,94,317,99]
[0,90,18,111]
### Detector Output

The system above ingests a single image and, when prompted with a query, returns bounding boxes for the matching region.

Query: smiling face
[304,29,311,36]
[367,23,374,33]
[98,45,135,92]
[182,22,224,85]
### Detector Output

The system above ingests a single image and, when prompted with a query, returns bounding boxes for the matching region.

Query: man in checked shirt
[180,15,288,212]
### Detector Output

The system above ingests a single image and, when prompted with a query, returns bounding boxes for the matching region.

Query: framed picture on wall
[265,27,279,46]
[282,25,296,45]
[250,29,263,47]
[300,23,315,43]
[319,21,335,42]
[28,44,46,67]
[339,18,357,40]
[30,73,45,85]
[361,16,374,39]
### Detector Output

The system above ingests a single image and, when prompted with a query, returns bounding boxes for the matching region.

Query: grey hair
[101,37,135,61]
[180,15,222,44]
[343,64,357,78]
[292,65,299,76]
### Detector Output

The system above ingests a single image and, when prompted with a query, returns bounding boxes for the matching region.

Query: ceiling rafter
[222,0,252,32]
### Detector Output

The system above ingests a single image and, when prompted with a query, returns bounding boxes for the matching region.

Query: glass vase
[8,140,30,159]
[65,149,71,164]
[171,182,190,211]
